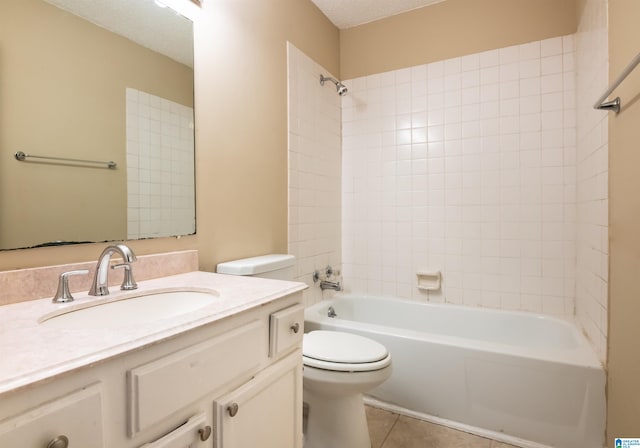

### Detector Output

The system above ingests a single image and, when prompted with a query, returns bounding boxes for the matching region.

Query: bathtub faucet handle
[314,266,343,291]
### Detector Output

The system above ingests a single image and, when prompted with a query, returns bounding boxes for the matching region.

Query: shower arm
[320,74,348,96]
[320,74,338,86]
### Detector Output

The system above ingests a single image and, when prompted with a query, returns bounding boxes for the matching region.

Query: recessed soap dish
[416,271,441,291]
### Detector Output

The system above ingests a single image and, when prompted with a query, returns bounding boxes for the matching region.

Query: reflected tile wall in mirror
[126,88,195,240]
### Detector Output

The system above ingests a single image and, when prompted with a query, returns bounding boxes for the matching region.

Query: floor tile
[379,415,491,448]
[366,406,521,448]
[366,406,399,448]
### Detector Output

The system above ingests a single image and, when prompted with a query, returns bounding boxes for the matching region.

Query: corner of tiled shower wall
[575,0,609,362]
[342,35,579,317]
[287,43,342,308]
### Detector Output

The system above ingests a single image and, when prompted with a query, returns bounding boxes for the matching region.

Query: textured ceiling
[311,0,447,29]
[43,0,193,68]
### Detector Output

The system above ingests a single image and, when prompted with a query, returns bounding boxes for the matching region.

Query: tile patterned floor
[366,406,519,448]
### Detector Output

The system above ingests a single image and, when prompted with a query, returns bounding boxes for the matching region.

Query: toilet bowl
[303,330,392,448]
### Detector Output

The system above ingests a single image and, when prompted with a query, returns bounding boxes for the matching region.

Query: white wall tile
[480,67,500,85]
[287,43,342,307]
[541,55,563,75]
[520,78,541,96]
[541,36,563,57]
[479,49,500,67]
[500,62,520,82]
[341,34,582,320]
[519,41,541,61]
[541,74,564,94]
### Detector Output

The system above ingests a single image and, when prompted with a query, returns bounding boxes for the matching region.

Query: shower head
[320,74,348,96]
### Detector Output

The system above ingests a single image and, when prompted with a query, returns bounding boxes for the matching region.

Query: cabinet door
[140,413,211,448]
[214,350,302,448]
[0,383,103,447]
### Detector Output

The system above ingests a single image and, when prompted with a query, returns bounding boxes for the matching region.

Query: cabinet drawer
[0,383,103,447]
[140,413,210,448]
[128,319,267,436]
[269,304,304,358]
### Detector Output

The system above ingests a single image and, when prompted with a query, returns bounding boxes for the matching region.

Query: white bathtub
[304,296,605,448]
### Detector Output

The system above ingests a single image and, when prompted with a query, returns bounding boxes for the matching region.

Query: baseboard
[363,396,554,448]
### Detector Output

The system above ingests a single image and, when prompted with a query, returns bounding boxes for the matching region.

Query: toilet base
[303,386,371,448]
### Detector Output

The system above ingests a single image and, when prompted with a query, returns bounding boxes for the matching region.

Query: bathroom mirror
[0,0,196,251]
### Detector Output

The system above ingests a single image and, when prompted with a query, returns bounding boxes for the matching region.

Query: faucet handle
[52,270,89,303]
[111,263,138,291]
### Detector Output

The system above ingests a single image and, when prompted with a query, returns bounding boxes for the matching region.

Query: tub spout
[327,306,337,318]
[320,280,342,291]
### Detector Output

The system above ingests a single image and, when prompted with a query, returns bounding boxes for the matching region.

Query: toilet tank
[216,254,295,281]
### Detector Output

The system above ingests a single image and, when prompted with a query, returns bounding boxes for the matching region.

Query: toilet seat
[303,331,391,372]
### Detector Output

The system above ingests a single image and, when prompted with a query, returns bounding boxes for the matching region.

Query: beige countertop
[0,271,307,396]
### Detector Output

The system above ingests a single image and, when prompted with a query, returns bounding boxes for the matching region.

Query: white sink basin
[40,290,218,330]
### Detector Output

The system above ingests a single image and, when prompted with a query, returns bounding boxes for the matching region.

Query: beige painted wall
[190,0,339,272]
[340,0,578,80]
[607,0,640,441]
[0,0,338,271]
[0,0,193,249]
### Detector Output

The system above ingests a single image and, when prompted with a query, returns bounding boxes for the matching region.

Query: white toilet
[217,254,392,448]
[302,330,391,448]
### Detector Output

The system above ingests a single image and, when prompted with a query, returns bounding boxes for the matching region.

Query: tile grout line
[378,413,401,448]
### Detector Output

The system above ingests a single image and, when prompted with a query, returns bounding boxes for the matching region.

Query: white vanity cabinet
[140,350,302,448]
[0,383,104,447]
[0,292,304,448]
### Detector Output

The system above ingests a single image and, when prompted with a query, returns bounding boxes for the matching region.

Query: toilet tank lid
[216,254,295,275]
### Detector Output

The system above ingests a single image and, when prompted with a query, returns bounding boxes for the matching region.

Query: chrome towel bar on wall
[14,151,117,169]
[594,51,640,114]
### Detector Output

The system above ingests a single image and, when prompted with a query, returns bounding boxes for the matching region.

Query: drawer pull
[47,435,69,448]
[290,323,300,334]
[198,425,212,441]
[227,402,239,417]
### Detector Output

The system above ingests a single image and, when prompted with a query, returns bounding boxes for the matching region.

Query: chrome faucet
[313,265,343,291]
[89,244,137,296]
[320,280,342,291]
